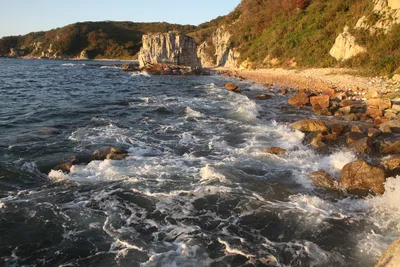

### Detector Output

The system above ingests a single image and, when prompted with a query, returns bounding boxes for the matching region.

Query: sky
[0,0,241,38]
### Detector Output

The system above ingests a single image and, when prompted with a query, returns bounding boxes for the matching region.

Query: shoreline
[214,67,393,94]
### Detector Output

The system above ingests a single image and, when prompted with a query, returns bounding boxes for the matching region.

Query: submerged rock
[54,162,73,174]
[339,159,386,195]
[309,170,338,189]
[264,147,287,155]
[374,237,400,267]
[92,147,129,161]
[290,119,328,132]
[225,83,241,93]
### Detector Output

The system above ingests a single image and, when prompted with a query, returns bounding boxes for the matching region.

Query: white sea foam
[199,165,230,185]
[131,71,151,77]
[184,106,203,119]
[100,65,121,69]
[227,95,259,122]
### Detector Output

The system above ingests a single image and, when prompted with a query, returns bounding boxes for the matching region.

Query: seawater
[0,58,399,266]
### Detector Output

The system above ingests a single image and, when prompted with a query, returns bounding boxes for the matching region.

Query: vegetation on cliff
[0,21,195,59]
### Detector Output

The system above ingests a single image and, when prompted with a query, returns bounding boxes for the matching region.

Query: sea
[0,58,399,267]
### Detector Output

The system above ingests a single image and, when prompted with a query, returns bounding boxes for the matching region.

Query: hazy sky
[0,0,241,37]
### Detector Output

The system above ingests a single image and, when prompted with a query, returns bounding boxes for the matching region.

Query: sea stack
[138,31,201,68]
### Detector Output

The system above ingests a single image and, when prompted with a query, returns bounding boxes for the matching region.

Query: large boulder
[374,237,400,267]
[339,159,386,194]
[138,32,201,68]
[290,119,328,132]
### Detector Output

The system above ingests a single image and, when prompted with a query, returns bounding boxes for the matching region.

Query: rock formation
[138,32,201,68]
[197,42,215,68]
[329,26,366,61]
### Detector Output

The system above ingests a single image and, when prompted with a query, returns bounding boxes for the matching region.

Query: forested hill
[0,21,196,59]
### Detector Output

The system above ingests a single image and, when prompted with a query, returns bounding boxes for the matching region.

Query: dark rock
[339,159,386,195]
[121,64,139,71]
[353,137,374,154]
[368,128,382,138]
[54,162,72,174]
[331,124,347,135]
[309,170,337,189]
[39,128,62,135]
[345,132,367,145]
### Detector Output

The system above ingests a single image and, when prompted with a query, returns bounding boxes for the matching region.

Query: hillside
[1,0,400,76]
[0,21,196,59]
[192,0,400,75]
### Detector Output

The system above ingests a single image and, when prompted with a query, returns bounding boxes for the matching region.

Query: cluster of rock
[53,146,128,174]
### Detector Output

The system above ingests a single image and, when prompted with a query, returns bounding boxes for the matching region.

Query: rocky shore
[218,68,400,264]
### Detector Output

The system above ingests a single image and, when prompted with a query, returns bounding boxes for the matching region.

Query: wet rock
[331,124,348,135]
[368,128,382,138]
[351,125,363,133]
[309,170,337,189]
[366,107,383,119]
[339,159,386,195]
[382,154,400,171]
[39,128,62,135]
[121,64,139,71]
[374,237,400,267]
[279,88,288,95]
[264,147,287,155]
[92,147,129,161]
[256,94,272,100]
[54,162,72,174]
[353,137,374,154]
[310,95,330,109]
[379,140,400,155]
[379,120,400,133]
[225,83,241,93]
[288,92,309,107]
[310,138,329,153]
[345,132,367,145]
[290,119,328,132]
[366,99,392,110]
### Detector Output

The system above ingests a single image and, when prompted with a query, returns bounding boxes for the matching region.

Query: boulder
[264,147,287,155]
[256,94,272,100]
[379,120,400,133]
[288,93,309,107]
[309,170,337,189]
[290,119,328,132]
[366,99,392,110]
[310,95,330,109]
[339,159,386,194]
[374,238,400,267]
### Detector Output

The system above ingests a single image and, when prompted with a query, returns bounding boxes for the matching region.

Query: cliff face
[138,32,201,68]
